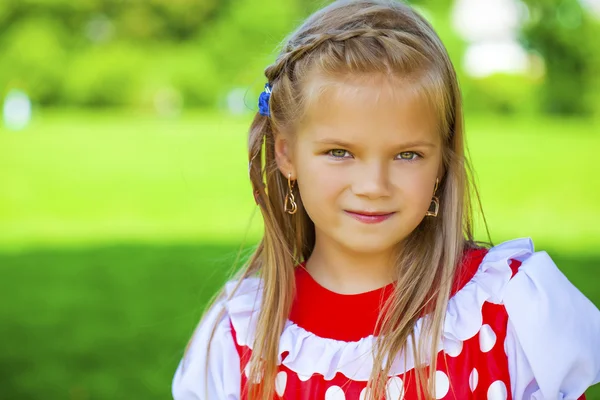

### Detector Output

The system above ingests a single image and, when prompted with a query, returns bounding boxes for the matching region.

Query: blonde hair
[199,1,487,399]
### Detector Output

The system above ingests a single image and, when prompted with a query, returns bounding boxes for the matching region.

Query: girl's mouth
[344,210,396,224]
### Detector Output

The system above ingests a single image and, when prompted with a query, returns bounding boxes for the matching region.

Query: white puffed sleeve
[503,250,600,399]
[172,300,241,400]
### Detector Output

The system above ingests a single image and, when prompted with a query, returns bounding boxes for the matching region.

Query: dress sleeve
[172,300,241,400]
[503,250,600,399]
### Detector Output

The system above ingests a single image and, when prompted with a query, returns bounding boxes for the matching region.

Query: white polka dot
[297,372,312,381]
[435,371,450,399]
[479,324,497,353]
[386,376,404,399]
[244,363,262,383]
[325,385,346,400]
[359,387,371,400]
[504,336,509,356]
[469,368,479,392]
[275,371,287,397]
[443,338,463,357]
[487,380,508,400]
[244,363,250,376]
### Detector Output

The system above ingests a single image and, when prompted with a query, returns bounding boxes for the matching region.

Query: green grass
[0,110,262,251]
[1,110,599,399]
[0,110,599,252]
[0,243,243,400]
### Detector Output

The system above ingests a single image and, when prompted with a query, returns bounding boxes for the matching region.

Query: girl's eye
[396,151,419,161]
[328,149,351,158]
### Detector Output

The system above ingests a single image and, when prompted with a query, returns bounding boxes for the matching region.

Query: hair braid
[265,28,429,83]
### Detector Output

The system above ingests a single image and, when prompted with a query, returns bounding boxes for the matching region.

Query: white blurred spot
[452,0,533,78]
[452,0,524,41]
[227,88,249,116]
[464,40,530,77]
[581,0,600,18]
[85,14,114,43]
[3,89,32,131]
[154,86,183,118]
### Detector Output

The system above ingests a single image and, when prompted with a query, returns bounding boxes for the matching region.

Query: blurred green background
[1,0,599,399]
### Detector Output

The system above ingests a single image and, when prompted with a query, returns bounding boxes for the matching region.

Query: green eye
[329,149,349,158]
[398,152,418,160]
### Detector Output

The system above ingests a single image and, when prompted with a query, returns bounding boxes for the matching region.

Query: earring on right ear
[284,172,298,215]
[426,178,440,217]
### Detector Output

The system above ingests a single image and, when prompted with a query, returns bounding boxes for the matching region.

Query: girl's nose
[351,160,391,199]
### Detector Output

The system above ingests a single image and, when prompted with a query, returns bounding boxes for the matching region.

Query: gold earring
[426,178,440,217]
[284,173,298,215]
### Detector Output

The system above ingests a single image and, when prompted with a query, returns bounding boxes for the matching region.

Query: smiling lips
[344,210,396,224]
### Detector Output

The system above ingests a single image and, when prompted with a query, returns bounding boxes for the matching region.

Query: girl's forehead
[298,74,441,143]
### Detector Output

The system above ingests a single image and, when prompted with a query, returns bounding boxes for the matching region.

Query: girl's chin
[335,237,401,256]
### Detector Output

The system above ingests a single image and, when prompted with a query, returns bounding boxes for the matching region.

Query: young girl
[172,1,600,399]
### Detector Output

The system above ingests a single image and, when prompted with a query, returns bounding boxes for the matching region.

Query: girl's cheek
[321,168,350,192]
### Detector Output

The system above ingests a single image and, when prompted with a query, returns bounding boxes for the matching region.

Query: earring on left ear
[426,178,440,217]
[284,172,298,215]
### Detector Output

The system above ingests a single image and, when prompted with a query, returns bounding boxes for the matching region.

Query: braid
[265,28,428,82]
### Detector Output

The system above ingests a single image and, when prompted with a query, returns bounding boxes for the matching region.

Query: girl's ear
[274,133,296,179]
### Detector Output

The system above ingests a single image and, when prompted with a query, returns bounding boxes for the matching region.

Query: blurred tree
[0,0,312,108]
[1,0,597,114]
[462,73,540,115]
[0,16,68,105]
[520,0,600,116]
[146,0,224,40]
[197,0,312,83]
[63,43,144,107]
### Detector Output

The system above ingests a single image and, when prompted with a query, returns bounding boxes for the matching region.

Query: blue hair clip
[258,83,272,117]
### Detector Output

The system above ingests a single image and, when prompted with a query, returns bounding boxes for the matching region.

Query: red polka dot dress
[173,238,600,399]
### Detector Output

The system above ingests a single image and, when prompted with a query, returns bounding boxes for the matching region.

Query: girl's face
[276,74,443,256]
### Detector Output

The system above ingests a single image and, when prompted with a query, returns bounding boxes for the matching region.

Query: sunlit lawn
[1,110,599,399]
[1,110,599,252]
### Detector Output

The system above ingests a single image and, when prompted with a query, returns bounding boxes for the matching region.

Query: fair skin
[275,73,443,294]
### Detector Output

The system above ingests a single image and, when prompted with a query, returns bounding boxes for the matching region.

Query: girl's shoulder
[447,237,599,342]
[449,237,600,398]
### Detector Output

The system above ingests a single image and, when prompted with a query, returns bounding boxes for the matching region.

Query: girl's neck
[304,234,397,295]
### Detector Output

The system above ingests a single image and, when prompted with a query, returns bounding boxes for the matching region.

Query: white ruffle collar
[224,238,535,381]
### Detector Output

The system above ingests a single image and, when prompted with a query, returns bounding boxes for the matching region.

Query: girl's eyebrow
[314,138,354,147]
[314,138,438,148]
[396,140,438,148]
